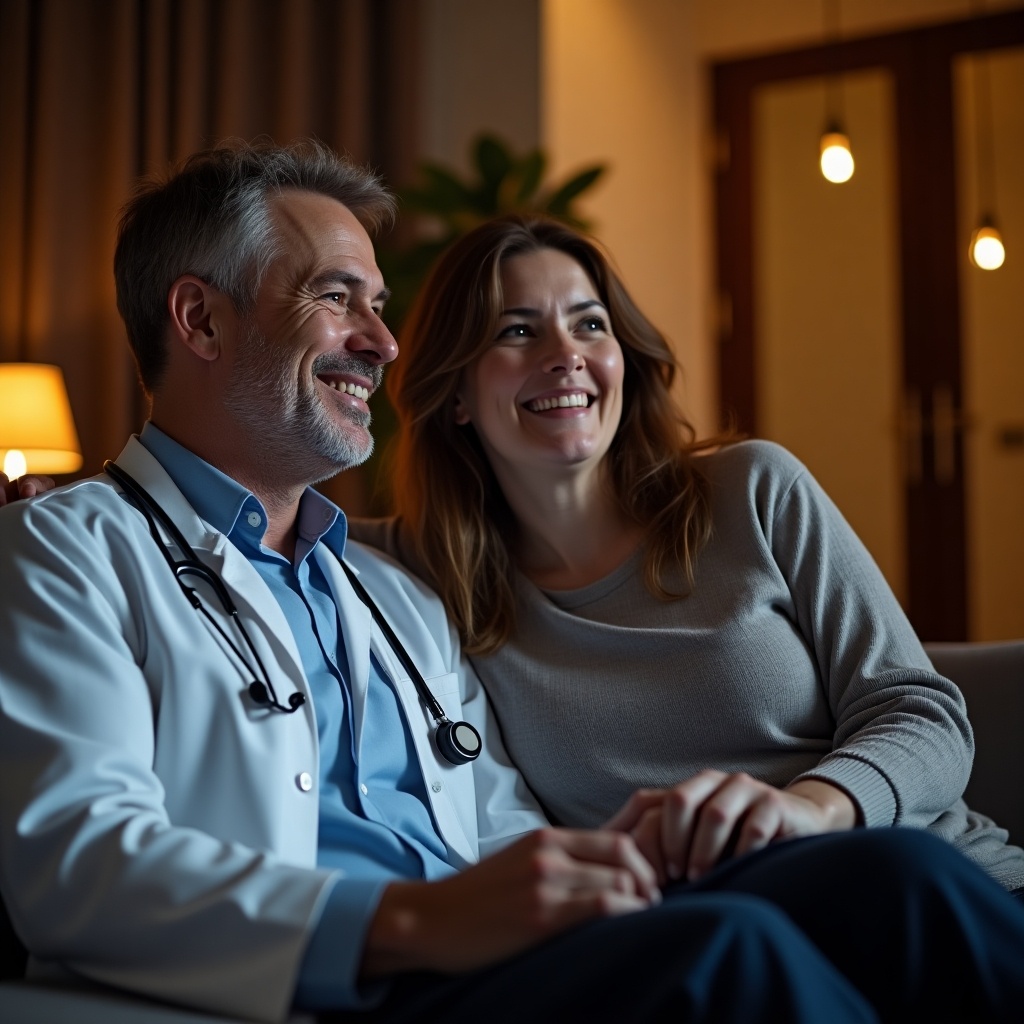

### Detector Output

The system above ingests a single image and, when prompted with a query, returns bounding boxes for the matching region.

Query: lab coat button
[431,781,442,793]
[360,783,368,796]
[296,772,313,792]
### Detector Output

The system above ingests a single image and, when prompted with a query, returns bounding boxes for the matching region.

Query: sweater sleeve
[760,446,973,828]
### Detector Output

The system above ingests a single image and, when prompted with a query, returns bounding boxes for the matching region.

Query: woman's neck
[498,464,644,591]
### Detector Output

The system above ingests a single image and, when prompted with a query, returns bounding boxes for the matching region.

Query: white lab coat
[0,437,546,1022]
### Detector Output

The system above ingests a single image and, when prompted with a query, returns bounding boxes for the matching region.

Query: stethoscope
[103,462,482,766]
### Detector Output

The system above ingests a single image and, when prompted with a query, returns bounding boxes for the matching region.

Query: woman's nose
[542,331,585,373]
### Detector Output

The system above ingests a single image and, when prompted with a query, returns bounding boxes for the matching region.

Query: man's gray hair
[114,139,396,392]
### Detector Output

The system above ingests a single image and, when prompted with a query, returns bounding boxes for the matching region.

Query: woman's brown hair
[388,215,726,655]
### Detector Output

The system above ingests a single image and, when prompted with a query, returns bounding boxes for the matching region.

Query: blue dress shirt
[139,424,455,1009]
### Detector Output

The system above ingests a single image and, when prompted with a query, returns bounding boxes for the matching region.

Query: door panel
[753,70,905,602]
[954,47,1024,639]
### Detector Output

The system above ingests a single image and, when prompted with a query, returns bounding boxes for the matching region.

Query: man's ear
[167,275,232,362]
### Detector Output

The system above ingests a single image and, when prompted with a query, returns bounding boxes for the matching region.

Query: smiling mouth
[524,393,593,413]
[317,375,370,401]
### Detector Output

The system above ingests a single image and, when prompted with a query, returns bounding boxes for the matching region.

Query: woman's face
[454,247,625,488]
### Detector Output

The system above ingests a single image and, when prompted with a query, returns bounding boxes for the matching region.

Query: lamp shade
[0,362,83,475]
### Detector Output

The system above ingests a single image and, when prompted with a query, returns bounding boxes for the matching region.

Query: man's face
[222,190,397,487]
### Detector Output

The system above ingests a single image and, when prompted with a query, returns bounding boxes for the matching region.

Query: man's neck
[148,414,305,561]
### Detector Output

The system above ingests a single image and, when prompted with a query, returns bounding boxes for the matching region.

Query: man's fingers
[544,828,660,903]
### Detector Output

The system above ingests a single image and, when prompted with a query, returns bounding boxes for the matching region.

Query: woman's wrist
[786,779,860,830]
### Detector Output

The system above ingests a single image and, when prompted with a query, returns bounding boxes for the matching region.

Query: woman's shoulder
[699,438,808,491]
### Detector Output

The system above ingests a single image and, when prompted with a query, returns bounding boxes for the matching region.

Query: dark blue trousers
[328,829,1024,1023]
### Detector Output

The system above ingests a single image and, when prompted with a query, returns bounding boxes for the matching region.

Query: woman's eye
[578,316,607,333]
[496,323,532,342]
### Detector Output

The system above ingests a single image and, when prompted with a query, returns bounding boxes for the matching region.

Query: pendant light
[820,0,854,184]
[967,15,1005,271]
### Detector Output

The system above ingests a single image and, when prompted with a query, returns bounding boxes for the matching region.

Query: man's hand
[606,772,858,885]
[361,827,659,978]
[0,473,56,506]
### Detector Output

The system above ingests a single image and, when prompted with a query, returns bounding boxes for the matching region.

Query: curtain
[0,0,418,511]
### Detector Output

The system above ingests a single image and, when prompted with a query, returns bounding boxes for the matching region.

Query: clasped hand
[0,473,54,506]
[605,770,858,885]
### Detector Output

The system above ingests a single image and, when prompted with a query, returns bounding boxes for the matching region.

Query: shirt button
[360,783,368,796]
[431,781,442,793]
[296,772,313,792]
[247,511,262,528]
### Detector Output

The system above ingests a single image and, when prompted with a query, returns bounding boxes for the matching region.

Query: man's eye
[321,293,345,305]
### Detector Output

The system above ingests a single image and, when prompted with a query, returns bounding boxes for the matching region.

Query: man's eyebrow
[309,271,391,304]
[500,299,605,317]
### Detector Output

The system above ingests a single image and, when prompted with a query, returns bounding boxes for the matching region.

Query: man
[0,141,1021,1024]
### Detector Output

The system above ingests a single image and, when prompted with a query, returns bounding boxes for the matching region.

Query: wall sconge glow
[0,362,83,477]
[969,223,1006,270]
[820,131,854,183]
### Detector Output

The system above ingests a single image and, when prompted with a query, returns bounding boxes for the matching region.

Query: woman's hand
[0,473,56,506]
[361,827,660,977]
[606,771,858,886]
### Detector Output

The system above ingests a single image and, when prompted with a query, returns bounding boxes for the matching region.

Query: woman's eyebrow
[499,299,605,317]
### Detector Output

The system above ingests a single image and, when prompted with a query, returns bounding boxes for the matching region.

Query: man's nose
[347,312,399,365]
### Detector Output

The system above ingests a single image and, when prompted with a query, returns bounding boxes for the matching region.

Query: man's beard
[223,320,384,486]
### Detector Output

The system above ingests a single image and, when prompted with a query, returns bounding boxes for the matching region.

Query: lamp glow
[820,131,854,183]
[969,224,1005,271]
[3,449,28,480]
[0,363,83,476]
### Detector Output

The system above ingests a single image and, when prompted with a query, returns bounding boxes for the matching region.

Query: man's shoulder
[0,474,124,533]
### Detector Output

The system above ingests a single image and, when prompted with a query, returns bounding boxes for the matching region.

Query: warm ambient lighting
[970,223,1006,270]
[0,362,83,477]
[820,130,854,183]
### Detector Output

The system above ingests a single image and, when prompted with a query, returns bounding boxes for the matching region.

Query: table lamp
[0,362,83,479]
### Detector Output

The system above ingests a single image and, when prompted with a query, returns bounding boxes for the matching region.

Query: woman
[364,213,1024,895]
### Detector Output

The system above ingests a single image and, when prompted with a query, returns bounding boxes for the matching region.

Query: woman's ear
[453,393,471,426]
[167,275,231,362]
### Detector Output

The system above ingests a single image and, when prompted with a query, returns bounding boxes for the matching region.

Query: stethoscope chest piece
[436,719,482,765]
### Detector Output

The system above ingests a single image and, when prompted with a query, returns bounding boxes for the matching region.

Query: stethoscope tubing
[102,461,481,764]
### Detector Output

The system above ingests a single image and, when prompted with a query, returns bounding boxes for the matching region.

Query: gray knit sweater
[351,440,1024,889]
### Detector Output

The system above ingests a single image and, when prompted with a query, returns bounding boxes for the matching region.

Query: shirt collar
[138,422,349,562]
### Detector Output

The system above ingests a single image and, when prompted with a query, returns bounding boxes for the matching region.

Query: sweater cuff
[794,755,899,828]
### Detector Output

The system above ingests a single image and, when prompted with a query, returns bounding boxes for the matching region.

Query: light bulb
[3,449,27,480]
[820,131,854,183]
[969,224,1005,270]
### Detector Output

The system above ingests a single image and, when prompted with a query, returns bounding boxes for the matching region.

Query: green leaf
[474,135,514,213]
[543,165,606,216]
[402,164,478,216]
[475,135,514,186]
[512,149,546,205]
